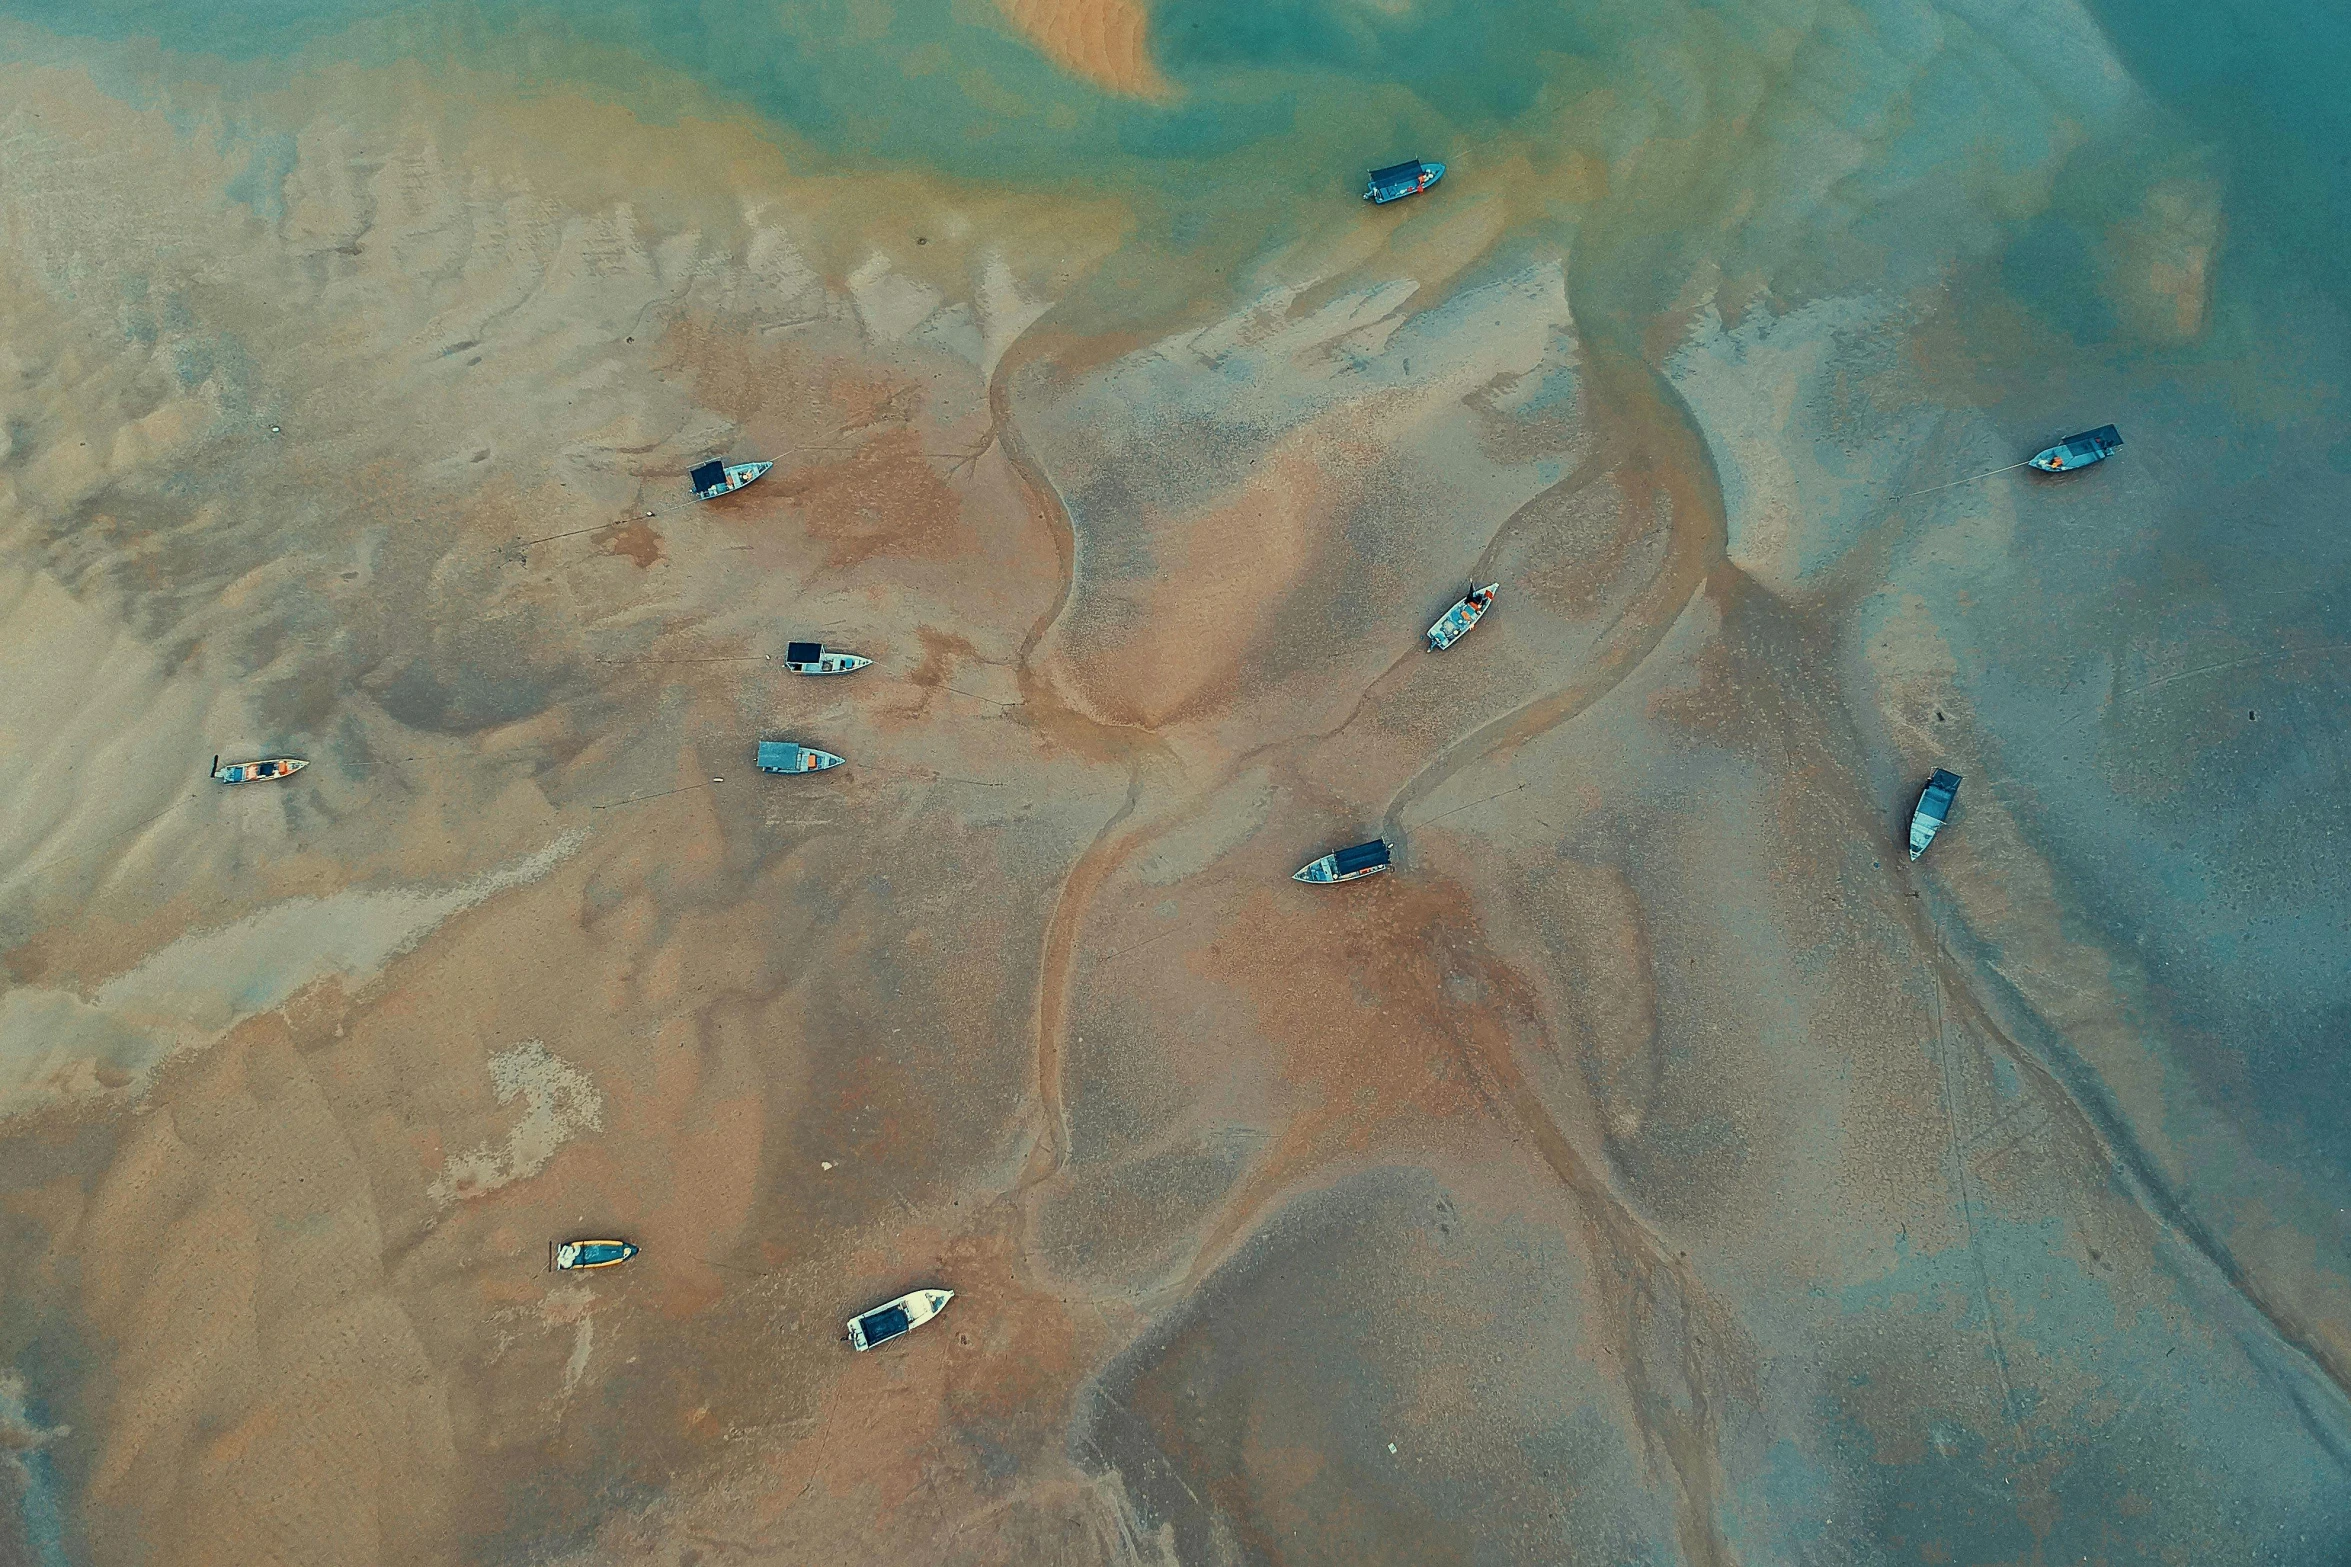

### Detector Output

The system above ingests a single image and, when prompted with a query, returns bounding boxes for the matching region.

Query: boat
[783,641,872,676]
[1294,838,1393,884]
[2027,425,2122,473]
[846,1287,953,1351]
[1426,584,1499,651]
[212,755,307,784]
[689,459,773,500]
[1907,769,1961,861]
[756,741,843,774]
[554,1240,638,1271]
[1366,159,1445,205]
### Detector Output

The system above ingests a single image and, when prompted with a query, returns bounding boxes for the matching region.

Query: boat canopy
[756,741,801,771]
[1333,840,1392,876]
[2065,425,2122,457]
[1367,160,1429,201]
[689,460,728,493]
[786,641,824,664]
[857,1305,912,1345]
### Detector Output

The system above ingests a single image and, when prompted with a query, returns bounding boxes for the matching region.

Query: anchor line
[1890,460,2030,501]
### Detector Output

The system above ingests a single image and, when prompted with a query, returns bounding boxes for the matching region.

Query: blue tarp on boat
[1333,840,1392,876]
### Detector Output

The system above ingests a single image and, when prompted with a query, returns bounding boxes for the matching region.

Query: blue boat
[2027,425,2121,473]
[1907,769,1961,861]
[757,740,843,774]
[689,458,772,500]
[846,1288,953,1351]
[1295,838,1392,884]
[1365,159,1445,205]
[554,1240,638,1270]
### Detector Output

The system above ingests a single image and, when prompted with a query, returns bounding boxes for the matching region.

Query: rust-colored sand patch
[996,0,1170,98]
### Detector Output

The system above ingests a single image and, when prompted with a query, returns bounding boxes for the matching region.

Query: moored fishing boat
[757,741,843,774]
[1294,838,1392,884]
[1365,158,1445,204]
[1908,769,1961,860]
[212,755,306,784]
[783,641,872,676]
[689,459,772,500]
[1426,584,1499,651]
[2027,425,2122,473]
[554,1240,638,1270]
[846,1288,953,1351]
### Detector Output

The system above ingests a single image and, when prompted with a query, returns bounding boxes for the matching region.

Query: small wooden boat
[1295,838,1392,884]
[846,1287,953,1351]
[1908,769,1961,861]
[757,741,843,774]
[689,459,773,500]
[212,755,307,784]
[554,1240,638,1271]
[1426,584,1499,651]
[783,641,872,676]
[2027,425,2122,473]
[1366,159,1446,204]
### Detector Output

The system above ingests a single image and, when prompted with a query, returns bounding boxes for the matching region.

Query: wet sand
[1,2,2348,1562]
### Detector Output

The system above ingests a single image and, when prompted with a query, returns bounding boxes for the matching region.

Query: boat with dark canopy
[689,458,772,500]
[2027,425,2122,473]
[1908,769,1961,860]
[1295,838,1393,884]
[846,1288,953,1351]
[783,641,871,676]
[1365,159,1445,205]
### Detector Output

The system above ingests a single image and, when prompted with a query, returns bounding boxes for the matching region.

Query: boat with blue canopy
[757,741,843,774]
[2027,426,2121,473]
[1908,769,1961,860]
[1295,838,1393,884]
[846,1288,953,1351]
[1365,159,1445,205]
[690,459,772,500]
[554,1239,638,1270]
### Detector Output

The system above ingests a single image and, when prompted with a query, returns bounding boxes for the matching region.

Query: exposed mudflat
[0,4,2347,1563]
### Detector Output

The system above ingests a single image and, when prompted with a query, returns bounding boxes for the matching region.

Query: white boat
[553,1240,638,1270]
[1295,838,1393,884]
[756,741,843,774]
[783,641,872,676]
[689,459,772,501]
[1426,584,1499,651]
[213,755,307,784]
[846,1288,953,1351]
[1908,769,1961,860]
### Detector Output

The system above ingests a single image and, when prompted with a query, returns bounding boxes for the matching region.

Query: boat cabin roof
[1333,840,1392,875]
[756,741,801,767]
[858,1305,912,1344]
[1370,160,1427,183]
[2066,425,2121,451]
[690,460,728,491]
[786,642,824,663]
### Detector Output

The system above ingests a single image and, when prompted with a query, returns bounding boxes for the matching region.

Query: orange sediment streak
[995,0,1171,98]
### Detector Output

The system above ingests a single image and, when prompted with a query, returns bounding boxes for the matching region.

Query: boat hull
[784,653,871,676]
[1366,159,1445,204]
[1426,584,1499,651]
[1295,839,1394,883]
[693,460,773,500]
[2028,425,2122,473]
[847,1288,954,1351]
[213,757,307,784]
[756,742,844,774]
[1907,769,1962,860]
[555,1240,638,1270]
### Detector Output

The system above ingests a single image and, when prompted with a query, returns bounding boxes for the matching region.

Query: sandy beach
[1,0,2346,1561]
